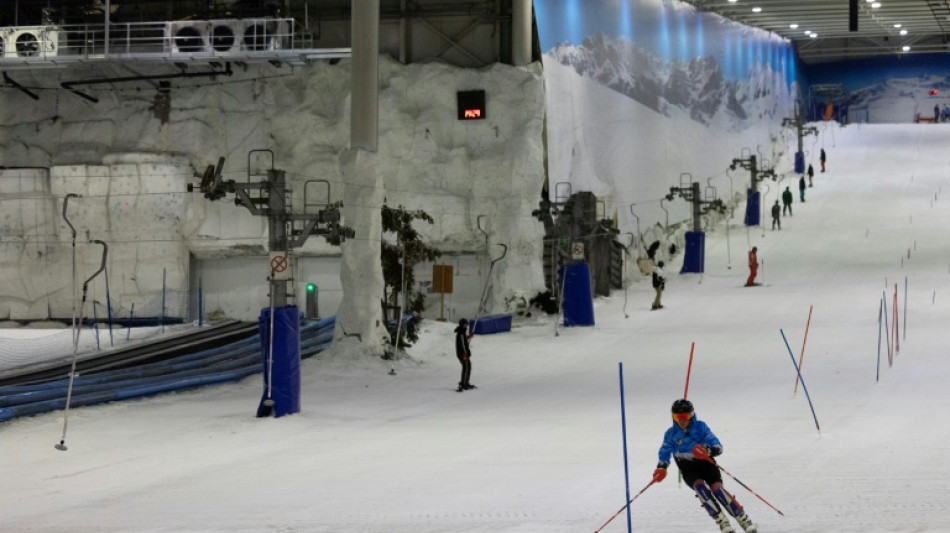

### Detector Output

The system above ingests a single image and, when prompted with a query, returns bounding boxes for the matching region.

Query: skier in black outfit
[653,399,758,533]
[807,163,815,187]
[455,318,474,391]
[651,260,666,310]
[770,200,781,230]
[781,186,793,216]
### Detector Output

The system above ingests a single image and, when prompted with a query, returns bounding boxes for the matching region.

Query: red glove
[692,444,712,462]
[652,468,667,483]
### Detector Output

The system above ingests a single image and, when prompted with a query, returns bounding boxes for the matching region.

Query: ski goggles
[671,412,692,422]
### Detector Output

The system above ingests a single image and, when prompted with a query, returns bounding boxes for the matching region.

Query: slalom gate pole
[903,276,908,340]
[617,362,633,533]
[882,291,892,366]
[711,460,785,517]
[683,342,695,399]
[893,285,899,354]
[793,305,813,396]
[780,329,821,434]
[876,298,882,383]
[594,480,655,533]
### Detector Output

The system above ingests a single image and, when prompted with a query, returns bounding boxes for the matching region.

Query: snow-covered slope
[2,122,950,532]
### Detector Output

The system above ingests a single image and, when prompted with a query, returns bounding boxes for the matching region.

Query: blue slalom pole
[876,298,882,383]
[618,362,633,533]
[780,329,821,434]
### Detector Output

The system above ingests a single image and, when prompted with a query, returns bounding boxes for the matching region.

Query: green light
[306,283,315,293]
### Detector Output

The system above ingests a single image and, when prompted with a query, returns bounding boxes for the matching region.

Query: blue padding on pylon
[471,314,512,335]
[744,189,761,226]
[257,306,301,418]
[560,262,595,326]
[794,151,805,174]
[680,231,705,274]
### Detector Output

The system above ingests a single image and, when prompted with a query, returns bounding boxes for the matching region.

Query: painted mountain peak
[547,33,793,129]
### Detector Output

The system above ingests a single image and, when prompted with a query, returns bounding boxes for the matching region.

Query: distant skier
[745,247,758,287]
[820,148,826,173]
[799,175,806,202]
[455,319,475,391]
[651,260,666,310]
[652,399,759,533]
[807,163,815,187]
[781,186,793,216]
[936,104,941,123]
[770,200,781,231]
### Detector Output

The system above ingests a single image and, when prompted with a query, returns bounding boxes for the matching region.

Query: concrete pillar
[335,0,387,356]
[351,0,379,151]
[512,0,532,66]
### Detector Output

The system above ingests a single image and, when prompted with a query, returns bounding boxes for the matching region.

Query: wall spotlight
[902,45,911,52]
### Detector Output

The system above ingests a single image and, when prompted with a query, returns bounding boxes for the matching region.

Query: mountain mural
[547,34,793,129]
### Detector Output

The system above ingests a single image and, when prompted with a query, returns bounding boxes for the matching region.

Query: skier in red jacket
[745,247,758,287]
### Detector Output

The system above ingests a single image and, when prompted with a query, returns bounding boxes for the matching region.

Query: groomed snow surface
[3,122,950,532]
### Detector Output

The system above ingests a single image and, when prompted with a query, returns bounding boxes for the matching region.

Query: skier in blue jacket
[652,399,758,533]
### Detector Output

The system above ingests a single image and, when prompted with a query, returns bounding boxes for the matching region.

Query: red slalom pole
[684,342,695,399]
[793,305,813,396]
[593,480,655,533]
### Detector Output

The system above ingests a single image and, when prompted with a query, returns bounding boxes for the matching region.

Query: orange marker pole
[683,342,695,399]
[793,305,813,396]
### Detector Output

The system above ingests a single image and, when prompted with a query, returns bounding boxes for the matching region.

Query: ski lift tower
[665,174,726,274]
[730,150,775,227]
[783,112,818,174]
[189,149,353,418]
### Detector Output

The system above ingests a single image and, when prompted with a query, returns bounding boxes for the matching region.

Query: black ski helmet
[459,318,469,327]
[671,399,694,414]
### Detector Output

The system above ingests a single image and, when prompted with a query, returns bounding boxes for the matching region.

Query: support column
[512,0,532,66]
[351,0,379,151]
[335,0,388,356]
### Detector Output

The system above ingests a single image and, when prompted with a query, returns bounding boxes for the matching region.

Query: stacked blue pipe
[0,316,335,423]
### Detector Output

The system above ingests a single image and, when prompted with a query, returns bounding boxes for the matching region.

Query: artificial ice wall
[0,57,546,322]
[534,0,802,257]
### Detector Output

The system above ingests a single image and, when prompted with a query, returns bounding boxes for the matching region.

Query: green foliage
[381,203,442,346]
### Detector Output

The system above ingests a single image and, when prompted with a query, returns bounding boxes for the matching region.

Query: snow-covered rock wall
[0,57,547,322]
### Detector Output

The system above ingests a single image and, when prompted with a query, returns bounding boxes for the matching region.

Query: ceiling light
[752,7,762,13]
[866,0,874,3]
[728,0,738,3]
[900,29,908,35]
[871,2,881,8]
[903,45,911,51]
[790,24,799,29]
[894,23,902,28]
[810,33,818,38]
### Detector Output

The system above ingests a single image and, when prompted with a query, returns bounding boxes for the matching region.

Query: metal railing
[0,19,342,64]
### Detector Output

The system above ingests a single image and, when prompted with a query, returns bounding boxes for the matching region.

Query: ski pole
[715,462,784,517]
[692,446,784,516]
[593,480,655,533]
